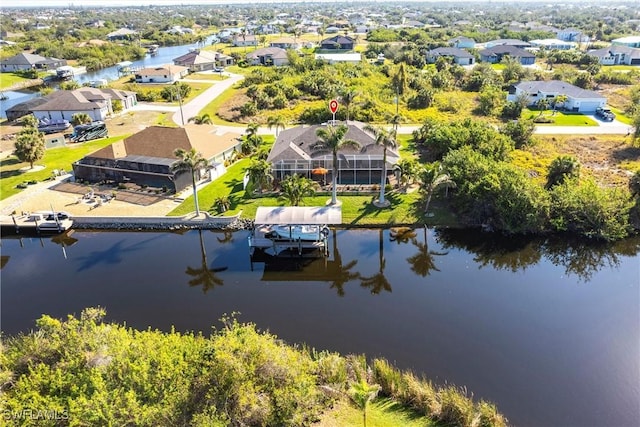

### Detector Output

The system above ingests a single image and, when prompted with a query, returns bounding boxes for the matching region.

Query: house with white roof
[612,36,640,48]
[134,65,188,84]
[507,80,606,112]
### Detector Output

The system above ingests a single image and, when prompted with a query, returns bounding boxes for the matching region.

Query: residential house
[587,45,640,65]
[134,64,189,83]
[22,88,137,122]
[173,49,233,71]
[0,52,66,72]
[72,125,242,192]
[479,45,536,65]
[530,39,577,50]
[106,28,138,41]
[507,80,606,112]
[314,53,362,64]
[485,39,531,49]
[266,121,400,185]
[320,35,355,50]
[556,28,589,43]
[269,37,301,50]
[232,34,258,47]
[449,36,476,49]
[611,36,640,48]
[427,47,475,65]
[246,47,289,66]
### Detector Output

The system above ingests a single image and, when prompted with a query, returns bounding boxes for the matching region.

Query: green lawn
[316,398,435,427]
[609,106,634,125]
[168,156,458,227]
[0,72,31,90]
[523,109,598,126]
[1,136,125,200]
[184,72,228,81]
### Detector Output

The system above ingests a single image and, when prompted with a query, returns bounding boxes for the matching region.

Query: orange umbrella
[312,167,329,175]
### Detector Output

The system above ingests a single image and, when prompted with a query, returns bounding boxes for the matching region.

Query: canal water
[0,37,216,119]
[1,227,638,426]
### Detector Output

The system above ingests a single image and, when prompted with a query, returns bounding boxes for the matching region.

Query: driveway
[534,116,631,135]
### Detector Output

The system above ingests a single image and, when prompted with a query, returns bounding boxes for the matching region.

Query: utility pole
[175,82,185,126]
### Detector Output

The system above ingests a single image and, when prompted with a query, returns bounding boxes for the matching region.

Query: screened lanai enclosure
[271,154,393,185]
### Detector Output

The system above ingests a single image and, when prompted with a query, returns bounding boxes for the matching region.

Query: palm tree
[314,124,361,205]
[387,112,404,134]
[360,229,392,295]
[406,227,448,277]
[187,113,213,125]
[243,122,263,154]
[536,98,550,118]
[328,229,360,296]
[364,124,397,207]
[247,159,274,193]
[171,148,209,216]
[546,155,580,189]
[317,25,325,44]
[421,163,456,216]
[394,158,418,190]
[279,173,317,206]
[553,94,568,112]
[185,230,226,293]
[71,113,92,126]
[349,379,381,427]
[266,115,286,137]
[339,88,358,122]
[14,127,45,169]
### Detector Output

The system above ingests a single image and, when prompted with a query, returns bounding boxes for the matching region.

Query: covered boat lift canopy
[255,206,342,225]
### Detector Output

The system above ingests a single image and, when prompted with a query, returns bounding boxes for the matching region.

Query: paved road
[130,74,632,136]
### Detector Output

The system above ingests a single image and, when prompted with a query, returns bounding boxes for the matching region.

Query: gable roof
[136,64,188,76]
[429,47,474,59]
[247,47,288,60]
[173,50,231,66]
[29,88,136,112]
[321,35,354,45]
[267,121,399,164]
[486,39,531,47]
[513,80,605,100]
[0,52,61,66]
[588,45,640,58]
[106,28,138,38]
[87,125,241,162]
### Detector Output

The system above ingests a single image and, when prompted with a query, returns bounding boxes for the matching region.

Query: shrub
[438,386,475,426]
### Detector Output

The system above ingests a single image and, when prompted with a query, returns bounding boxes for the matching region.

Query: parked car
[213,66,224,73]
[595,107,615,122]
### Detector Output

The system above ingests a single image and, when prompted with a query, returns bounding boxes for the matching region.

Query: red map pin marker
[329,99,339,114]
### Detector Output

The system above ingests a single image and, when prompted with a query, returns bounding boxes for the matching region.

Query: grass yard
[184,72,228,81]
[0,136,125,200]
[314,398,435,427]
[0,72,31,90]
[522,109,598,126]
[168,156,458,226]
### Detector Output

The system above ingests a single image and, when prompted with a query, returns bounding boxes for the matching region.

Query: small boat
[268,224,329,241]
[37,118,71,134]
[146,44,159,55]
[28,211,73,232]
[56,65,74,80]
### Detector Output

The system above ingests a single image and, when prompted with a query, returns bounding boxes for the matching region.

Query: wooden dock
[0,214,73,234]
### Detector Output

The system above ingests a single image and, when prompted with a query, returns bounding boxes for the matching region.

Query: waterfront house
[507,80,606,112]
[72,126,242,192]
[173,49,234,71]
[232,34,258,47]
[266,121,399,185]
[23,88,137,122]
[134,64,188,83]
[0,52,66,72]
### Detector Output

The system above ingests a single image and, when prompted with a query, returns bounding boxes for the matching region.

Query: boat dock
[1,213,73,234]
[249,206,342,257]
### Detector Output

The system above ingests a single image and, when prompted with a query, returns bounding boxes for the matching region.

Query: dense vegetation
[0,308,506,426]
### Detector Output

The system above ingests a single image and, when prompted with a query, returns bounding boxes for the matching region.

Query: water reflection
[329,229,360,296]
[436,229,640,282]
[74,234,165,272]
[360,229,392,294]
[185,230,227,293]
[51,230,78,259]
[406,227,448,277]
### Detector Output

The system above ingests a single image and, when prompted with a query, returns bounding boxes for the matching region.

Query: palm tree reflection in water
[185,230,227,293]
[407,227,448,277]
[360,229,392,295]
[329,229,360,297]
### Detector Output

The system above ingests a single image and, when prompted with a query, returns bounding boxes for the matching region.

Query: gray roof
[487,39,531,47]
[247,47,288,60]
[429,47,474,59]
[588,45,640,58]
[267,121,400,164]
[480,45,535,58]
[0,52,63,66]
[29,88,136,112]
[513,80,605,99]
